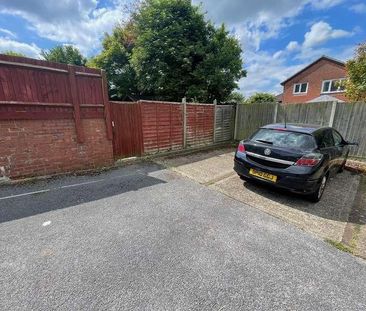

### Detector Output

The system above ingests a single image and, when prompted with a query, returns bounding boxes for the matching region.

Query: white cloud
[193,0,306,26]
[195,0,309,51]
[240,50,305,96]
[0,27,16,38]
[310,0,344,9]
[349,3,366,13]
[279,21,354,62]
[286,41,300,51]
[0,0,128,55]
[303,21,352,48]
[194,0,345,51]
[0,37,41,57]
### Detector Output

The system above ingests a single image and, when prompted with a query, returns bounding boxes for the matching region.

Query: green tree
[88,23,139,100]
[345,43,366,101]
[191,24,246,102]
[226,91,245,104]
[1,50,26,57]
[246,92,277,104]
[131,0,245,102]
[41,45,87,66]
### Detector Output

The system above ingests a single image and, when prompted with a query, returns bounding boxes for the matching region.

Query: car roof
[261,123,328,134]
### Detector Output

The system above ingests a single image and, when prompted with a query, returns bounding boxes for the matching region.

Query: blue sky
[0,0,365,96]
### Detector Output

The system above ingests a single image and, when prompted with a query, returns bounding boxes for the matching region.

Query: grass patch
[325,239,353,254]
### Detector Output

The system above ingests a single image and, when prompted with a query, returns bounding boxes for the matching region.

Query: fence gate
[110,102,143,158]
[214,105,235,143]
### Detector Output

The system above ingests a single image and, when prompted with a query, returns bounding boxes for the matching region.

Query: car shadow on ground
[241,171,362,224]
[0,163,166,224]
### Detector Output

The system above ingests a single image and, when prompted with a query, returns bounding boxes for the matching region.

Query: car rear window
[251,129,316,150]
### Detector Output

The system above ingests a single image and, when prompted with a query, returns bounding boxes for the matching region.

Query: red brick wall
[282,59,347,104]
[0,119,113,179]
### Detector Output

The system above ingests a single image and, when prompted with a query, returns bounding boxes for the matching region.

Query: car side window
[332,130,343,146]
[323,130,335,147]
[315,129,334,148]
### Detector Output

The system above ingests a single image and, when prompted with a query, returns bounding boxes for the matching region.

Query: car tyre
[338,161,346,173]
[308,175,327,202]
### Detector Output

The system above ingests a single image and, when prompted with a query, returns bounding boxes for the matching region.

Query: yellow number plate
[249,169,277,182]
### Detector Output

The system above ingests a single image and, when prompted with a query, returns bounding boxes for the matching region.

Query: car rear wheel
[308,175,327,202]
[338,161,346,173]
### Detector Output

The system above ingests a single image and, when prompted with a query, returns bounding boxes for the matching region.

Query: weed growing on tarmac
[325,239,353,254]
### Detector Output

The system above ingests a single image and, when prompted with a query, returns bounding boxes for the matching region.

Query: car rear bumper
[234,157,321,194]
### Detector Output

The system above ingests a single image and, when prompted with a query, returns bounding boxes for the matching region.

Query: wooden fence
[0,54,113,141]
[214,104,235,143]
[0,54,114,179]
[235,101,366,159]
[110,101,233,158]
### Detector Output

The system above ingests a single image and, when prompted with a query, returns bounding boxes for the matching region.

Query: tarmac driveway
[1,162,366,310]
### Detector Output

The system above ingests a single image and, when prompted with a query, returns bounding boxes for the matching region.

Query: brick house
[281,55,347,104]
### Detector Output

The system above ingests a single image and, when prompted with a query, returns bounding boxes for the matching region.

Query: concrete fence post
[273,103,279,123]
[328,101,337,127]
[182,97,187,149]
[234,103,240,141]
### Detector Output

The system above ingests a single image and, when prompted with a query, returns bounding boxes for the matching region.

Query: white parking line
[61,179,105,189]
[0,189,50,201]
[42,221,52,227]
[0,172,145,201]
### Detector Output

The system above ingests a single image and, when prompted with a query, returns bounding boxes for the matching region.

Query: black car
[234,123,358,202]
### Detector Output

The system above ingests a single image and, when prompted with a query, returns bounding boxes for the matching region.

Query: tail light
[295,153,323,166]
[237,142,246,153]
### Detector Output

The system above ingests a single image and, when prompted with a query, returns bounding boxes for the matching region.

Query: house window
[293,83,308,94]
[321,79,345,93]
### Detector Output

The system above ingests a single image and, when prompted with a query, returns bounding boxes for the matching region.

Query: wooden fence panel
[0,54,112,142]
[140,101,184,153]
[76,74,103,105]
[214,105,235,143]
[234,101,366,159]
[186,104,215,147]
[333,102,366,158]
[110,102,143,158]
[277,102,334,126]
[234,103,276,140]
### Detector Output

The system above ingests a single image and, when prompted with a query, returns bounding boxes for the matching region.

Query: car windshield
[251,129,316,150]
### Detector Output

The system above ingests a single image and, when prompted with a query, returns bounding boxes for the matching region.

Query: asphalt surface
[158,148,362,242]
[1,162,366,310]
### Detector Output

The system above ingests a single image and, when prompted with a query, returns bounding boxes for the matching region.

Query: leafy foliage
[131,0,208,101]
[92,0,245,102]
[346,43,366,101]
[246,92,277,104]
[190,24,246,103]
[226,92,246,104]
[41,45,87,66]
[88,23,139,100]
[1,51,26,57]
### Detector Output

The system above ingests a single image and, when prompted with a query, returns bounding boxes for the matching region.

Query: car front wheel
[309,175,327,202]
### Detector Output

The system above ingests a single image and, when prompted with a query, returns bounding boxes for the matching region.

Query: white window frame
[293,82,308,95]
[321,78,346,94]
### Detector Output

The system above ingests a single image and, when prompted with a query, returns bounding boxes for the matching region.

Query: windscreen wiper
[255,139,273,145]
